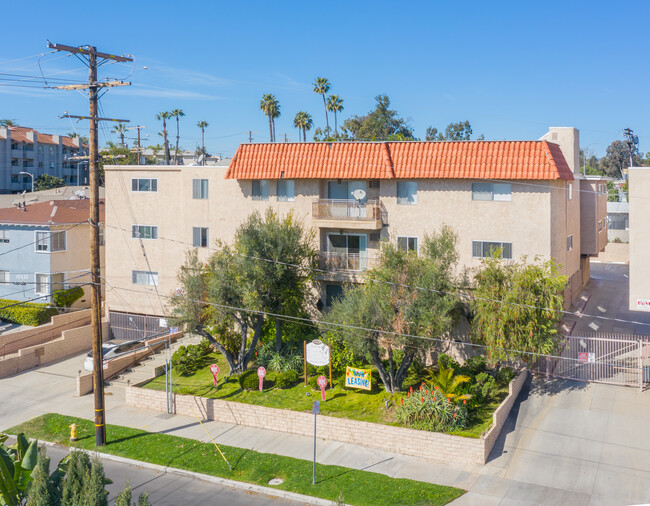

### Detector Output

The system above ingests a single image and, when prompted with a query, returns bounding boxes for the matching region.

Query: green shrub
[468,372,497,407]
[239,369,275,390]
[0,298,58,326]
[52,286,84,309]
[396,387,468,432]
[276,370,299,389]
[496,367,517,386]
[172,339,212,376]
[256,342,303,373]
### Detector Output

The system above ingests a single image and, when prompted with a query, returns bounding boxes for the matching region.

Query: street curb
[36,439,337,506]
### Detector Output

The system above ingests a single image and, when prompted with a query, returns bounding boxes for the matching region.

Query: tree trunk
[268,115,273,142]
[201,128,205,165]
[322,95,329,134]
[275,318,282,352]
[163,119,170,164]
[243,315,264,369]
[196,327,237,374]
[368,345,393,393]
[393,349,416,392]
[334,111,338,138]
[174,117,180,165]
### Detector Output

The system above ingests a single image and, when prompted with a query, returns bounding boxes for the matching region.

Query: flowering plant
[396,388,468,432]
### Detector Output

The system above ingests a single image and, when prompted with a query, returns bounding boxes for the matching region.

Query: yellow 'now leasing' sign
[345,367,371,390]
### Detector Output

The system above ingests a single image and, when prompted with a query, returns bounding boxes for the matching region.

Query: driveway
[565,263,650,336]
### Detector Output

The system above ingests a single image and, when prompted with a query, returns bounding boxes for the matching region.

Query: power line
[103,221,650,329]
[0,222,88,256]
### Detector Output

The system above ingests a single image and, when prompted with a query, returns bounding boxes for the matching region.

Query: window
[35,232,48,252]
[51,232,66,252]
[51,273,65,292]
[472,241,512,259]
[327,181,367,202]
[598,220,603,232]
[99,227,105,246]
[131,178,158,192]
[397,181,418,205]
[252,180,270,200]
[35,274,49,295]
[567,183,573,200]
[193,227,209,248]
[325,284,344,307]
[277,180,295,201]
[567,235,573,251]
[397,236,418,254]
[192,178,209,199]
[132,270,158,286]
[0,230,9,243]
[0,271,8,283]
[36,231,65,252]
[472,182,512,201]
[131,225,158,240]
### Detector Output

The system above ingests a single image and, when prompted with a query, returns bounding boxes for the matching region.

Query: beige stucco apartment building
[104,127,607,337]
[628,167,650,311]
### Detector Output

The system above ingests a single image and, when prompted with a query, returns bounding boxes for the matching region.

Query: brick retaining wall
[126,369,528,465]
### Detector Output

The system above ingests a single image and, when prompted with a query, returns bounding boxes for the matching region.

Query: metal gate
[530,334,650,390]
[108,311,167,340]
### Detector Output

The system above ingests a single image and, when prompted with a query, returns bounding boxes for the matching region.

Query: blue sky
[1,0,648,158]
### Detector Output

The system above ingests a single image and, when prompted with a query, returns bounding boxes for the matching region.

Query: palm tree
[112,123,128,148]
[293,111,314,142]
[155,111,171,164]
[427,358,471,402]
[197,120,209,165]
[260,94,280,142]
[0,119,17,127]
[171,109,185,165]
[326,95,344,138]
[313,77,331,135]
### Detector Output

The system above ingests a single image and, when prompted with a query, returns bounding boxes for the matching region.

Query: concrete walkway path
[2,354,650,505]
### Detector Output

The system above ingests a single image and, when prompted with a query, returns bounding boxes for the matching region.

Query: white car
[83,340,142,372]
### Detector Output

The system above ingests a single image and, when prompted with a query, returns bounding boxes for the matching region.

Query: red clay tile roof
[226,141,574,181]
[5,127,81,148]
[0,199,104,226]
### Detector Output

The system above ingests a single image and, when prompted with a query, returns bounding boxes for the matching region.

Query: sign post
[317,376,327,401]
[210,364,220,387]
[257,366,266,391]
[312,400,320,485]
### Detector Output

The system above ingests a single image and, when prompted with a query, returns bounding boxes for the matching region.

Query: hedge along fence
[0,298,58,326]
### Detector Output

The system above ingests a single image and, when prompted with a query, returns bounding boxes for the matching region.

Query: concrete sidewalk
[2,354,650,505]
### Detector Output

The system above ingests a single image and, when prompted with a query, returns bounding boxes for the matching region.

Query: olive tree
[321,227,461,393]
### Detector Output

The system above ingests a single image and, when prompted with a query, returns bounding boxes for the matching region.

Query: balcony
[312,199,383,230]
[319,251,377,272]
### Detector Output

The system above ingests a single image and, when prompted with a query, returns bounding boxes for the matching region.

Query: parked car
[83,340,142,372]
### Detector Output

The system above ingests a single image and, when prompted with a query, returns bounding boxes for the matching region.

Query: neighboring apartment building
[580,176,609,255]
[0,198,104,307]
[607,202,629,242]
[0,185,105,210]
[104,127,607,337]
[0,126,88,193]
[628,167,650,312]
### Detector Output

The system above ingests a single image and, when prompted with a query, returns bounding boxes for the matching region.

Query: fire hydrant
[69,423,78,442]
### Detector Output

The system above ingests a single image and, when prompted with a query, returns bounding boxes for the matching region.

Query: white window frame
[567,183,573,200]
[131,178,158,192]
[192,179,209,199]
[252,180,270,201]
[0,230,9,243]
[277,180,295,202]
[472,182,512,201]
[131,224,158,240]
[35,231,49,252]
[0,270,9,283]
[192,227,209,248]
[35,273,50,296]
[397,236,418,254]
[472,240,513,259]
[132,270,158,286]
[567,234,574,251]
[397,181,418,205]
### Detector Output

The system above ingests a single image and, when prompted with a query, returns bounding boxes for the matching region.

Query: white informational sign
[159,318,168,327]
[636,299,650,312]
[306,340,330,367]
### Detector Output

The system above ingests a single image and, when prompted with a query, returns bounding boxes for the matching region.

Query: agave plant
[427,358,471,402]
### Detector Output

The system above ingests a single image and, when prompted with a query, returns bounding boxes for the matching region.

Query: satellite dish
[351,189,366,201]
[20,190,26,196]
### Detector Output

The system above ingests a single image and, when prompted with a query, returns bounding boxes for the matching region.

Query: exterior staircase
[106,333,203,390]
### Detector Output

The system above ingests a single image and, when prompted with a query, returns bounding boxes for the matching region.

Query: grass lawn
[142,353,508,438]
[8,414,465,506]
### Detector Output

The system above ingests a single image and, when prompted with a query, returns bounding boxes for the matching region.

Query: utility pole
[48,41,132,447]
[622,128,639,171]
[127,125,146,164]
[249,130,253,143]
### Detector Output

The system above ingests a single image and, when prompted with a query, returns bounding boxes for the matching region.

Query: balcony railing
[320,251,377,271]
[312,199,381,221]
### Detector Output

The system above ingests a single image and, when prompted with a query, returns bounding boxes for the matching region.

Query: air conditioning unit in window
[369,180,380,188]
[369,232,380,242]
